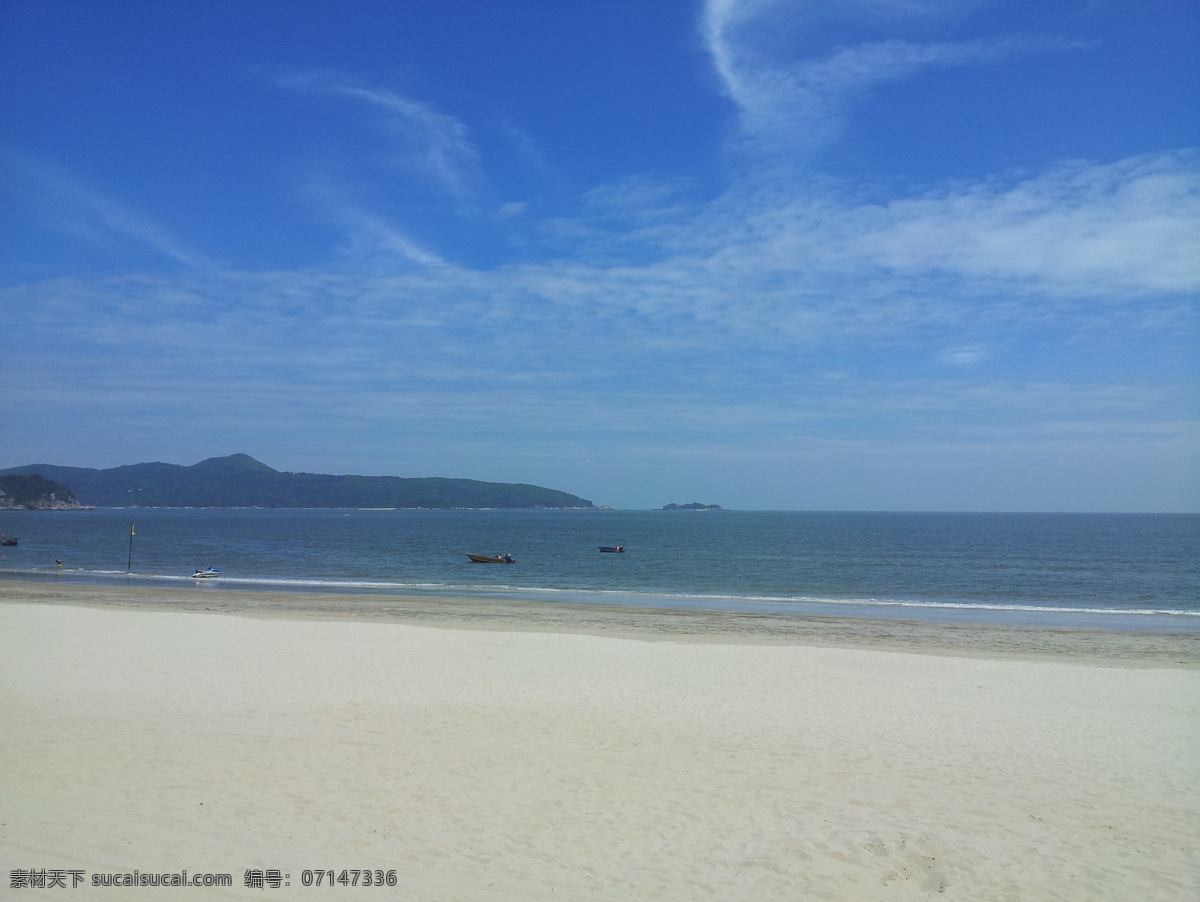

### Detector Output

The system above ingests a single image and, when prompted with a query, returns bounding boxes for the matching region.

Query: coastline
[3,579,1199,662]
[3,582,1198,900]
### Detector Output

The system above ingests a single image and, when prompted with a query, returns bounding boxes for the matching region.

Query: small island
[662,502,724,511]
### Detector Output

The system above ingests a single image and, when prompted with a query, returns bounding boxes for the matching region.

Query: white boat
[191,567,221,578]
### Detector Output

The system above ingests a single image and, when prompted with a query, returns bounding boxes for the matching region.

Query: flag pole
[127,523,135,572]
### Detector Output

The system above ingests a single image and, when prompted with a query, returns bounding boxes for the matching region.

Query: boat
[466,553,514,564]
[598,545,625,553]
[0,536,17,546]
[191,567,221,578]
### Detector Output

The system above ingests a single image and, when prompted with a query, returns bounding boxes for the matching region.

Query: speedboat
[599,546,625,553]
[191,567,221,578]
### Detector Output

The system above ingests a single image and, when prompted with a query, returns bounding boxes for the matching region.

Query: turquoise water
[1,509,1197,631]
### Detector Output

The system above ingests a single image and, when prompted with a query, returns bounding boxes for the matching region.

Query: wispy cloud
[702,0,1082,155]
[8,154,209,267]
[858,153,1200,296]
[301,181,447,268]
[274,68,482,200]
[515,151,1200,346]
[938,344,988,368]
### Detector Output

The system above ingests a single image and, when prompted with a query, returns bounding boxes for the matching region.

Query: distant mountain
[0,474,88,510]
[0,454,597,510]
[662,502,724,510]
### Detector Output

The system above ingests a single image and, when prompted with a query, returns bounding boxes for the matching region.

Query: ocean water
[1,508,1197,632]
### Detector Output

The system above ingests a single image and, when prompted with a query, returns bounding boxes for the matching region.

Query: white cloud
[702,0,1082,155]
[10,155,209,267]
[939,345,988,367]
[496,201,528,219]
[275,68,482,199]
[9,147,1191,387]
[330,204,447,268]
[522,151,1200,344]
[859,153,1200,295]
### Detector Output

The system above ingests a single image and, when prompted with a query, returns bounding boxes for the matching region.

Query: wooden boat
[191,567,221,578]
[598,546,625,553]
[0,536,17,546]
[466,553,514,564]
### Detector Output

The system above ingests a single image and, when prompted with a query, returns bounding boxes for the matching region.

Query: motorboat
[191,567,221,578]
[599,546,625,553]
[466,553,514,563]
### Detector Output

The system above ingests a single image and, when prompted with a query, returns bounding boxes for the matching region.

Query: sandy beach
[2,582,1198,900]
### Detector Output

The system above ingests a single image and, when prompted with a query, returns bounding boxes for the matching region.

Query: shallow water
[2,509,1197,631]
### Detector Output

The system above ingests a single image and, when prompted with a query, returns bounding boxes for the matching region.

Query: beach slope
[2,584,1198,900]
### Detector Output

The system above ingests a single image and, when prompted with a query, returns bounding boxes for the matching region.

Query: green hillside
[0,474,87,510]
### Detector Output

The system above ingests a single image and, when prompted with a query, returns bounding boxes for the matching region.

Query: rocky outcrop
[0,474,89,510]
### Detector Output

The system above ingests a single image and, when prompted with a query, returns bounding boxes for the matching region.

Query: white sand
[2,587,1198,901]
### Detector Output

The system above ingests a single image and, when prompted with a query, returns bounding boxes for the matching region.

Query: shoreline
[3,579,1198,664]
[6,559,1198,635]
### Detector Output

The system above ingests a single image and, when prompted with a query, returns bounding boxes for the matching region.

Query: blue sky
[1,0,1197,511]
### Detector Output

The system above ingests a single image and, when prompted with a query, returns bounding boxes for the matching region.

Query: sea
[1,508,1197,633]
